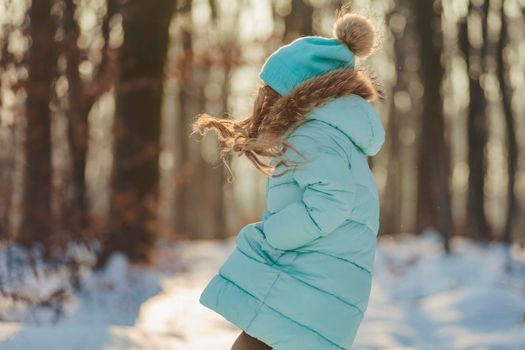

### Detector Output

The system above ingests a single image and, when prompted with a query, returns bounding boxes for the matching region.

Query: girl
[192,9,385,350]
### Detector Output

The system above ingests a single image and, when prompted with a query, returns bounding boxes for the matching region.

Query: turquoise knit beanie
[259,13,378,96]
[259,37,355,96]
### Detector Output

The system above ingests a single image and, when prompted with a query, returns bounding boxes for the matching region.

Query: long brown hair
[191,83,299,178]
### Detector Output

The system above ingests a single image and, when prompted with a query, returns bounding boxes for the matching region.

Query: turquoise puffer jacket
[200,94,385,350]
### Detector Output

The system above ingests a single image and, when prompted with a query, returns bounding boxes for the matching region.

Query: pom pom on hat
[333,13,378,58]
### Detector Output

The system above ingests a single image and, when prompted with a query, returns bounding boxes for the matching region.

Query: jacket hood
[307,95,385,156]
[271,66,386,156]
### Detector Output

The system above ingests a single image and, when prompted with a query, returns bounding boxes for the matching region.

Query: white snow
[1,233,524,350]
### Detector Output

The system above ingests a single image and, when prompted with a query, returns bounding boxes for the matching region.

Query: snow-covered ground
[1,233,525,350]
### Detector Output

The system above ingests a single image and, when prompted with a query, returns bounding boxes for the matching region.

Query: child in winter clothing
[192,9,385,350]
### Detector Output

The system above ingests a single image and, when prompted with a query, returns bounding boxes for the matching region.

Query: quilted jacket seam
[237,244,281,267]
[280,268,366,314]
[260,295,348,350]
[294,249,372,275]
[234,247,366,314]
[246,272,282,331]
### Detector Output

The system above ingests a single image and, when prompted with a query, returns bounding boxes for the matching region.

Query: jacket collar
[275,66,385,156]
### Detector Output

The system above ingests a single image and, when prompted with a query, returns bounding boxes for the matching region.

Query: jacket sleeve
[262,129,357,251]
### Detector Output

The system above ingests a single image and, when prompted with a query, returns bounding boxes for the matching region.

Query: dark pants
[231,331,272,350]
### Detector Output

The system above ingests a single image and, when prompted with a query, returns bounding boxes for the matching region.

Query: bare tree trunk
[0,127,14,239]
[61,0,90,243]
[102,0,176,263]
[284,0,314,41]
[381,2,409,235]
[173,0,238,239]
[173,1,194,239]
[459,1,491,241]
[497,3,518,246]
[0,21,12,239]
[18,0,56,254]
[60,0,120,243]
[412,0,452,252]
[196,0,239,239]
[191,50,226,238]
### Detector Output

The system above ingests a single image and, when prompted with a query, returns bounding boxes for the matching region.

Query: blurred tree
[18,0,56,254]
[60,0,120,242]
[284,0,314,41]
[497,1,518,246]
[173,0,243,239]
[459,0,491,241]
[381,0,410,235]
[191,0,236,239]
[0,20,11,239]
[173,0,194,238]
[412,0,452,251]
[103,0,177,263]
